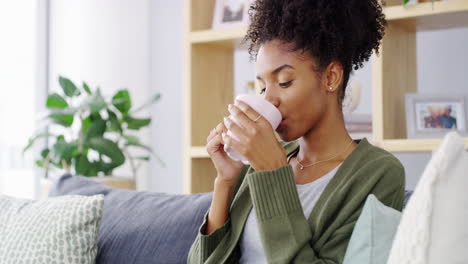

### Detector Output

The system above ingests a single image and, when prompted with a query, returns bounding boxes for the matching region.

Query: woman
[188,0,405,263]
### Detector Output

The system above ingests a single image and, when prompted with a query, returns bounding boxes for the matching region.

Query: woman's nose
[265,94,280,108]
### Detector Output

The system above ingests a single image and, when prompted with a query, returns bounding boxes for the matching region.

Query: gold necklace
[295,140,354,170]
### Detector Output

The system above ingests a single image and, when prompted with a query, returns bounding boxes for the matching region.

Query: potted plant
[24,76,164,192]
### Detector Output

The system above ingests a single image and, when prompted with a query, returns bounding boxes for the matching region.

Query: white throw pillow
[0,194,104,263]
[387,132,468,264]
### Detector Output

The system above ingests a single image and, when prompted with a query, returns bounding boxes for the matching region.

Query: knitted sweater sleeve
[187,165,249,264]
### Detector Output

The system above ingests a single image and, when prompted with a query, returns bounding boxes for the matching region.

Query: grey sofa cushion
[49,174,212,264]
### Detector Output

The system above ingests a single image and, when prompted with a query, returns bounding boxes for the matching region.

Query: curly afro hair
[242,0,387,102]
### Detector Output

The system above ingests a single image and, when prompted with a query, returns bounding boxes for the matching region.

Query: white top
[239,162,342,264]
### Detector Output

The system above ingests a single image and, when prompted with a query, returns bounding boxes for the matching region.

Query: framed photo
[212,0,253,29]
[405,94,468,139]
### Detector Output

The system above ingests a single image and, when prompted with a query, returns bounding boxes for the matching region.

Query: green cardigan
[188,138,405,264]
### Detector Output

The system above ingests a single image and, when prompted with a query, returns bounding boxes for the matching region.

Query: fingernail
[222,132,226,137]
[228,104,232,109]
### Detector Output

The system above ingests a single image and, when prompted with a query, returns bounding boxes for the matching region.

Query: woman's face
[255,40,331,142]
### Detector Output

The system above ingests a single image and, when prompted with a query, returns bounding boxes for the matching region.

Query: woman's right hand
[206,119,245,185]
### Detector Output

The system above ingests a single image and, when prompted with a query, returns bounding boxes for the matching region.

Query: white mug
[224,94,282,164]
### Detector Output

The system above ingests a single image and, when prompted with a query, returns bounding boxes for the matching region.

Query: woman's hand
[222,100,288,172]
[206,119,245,185]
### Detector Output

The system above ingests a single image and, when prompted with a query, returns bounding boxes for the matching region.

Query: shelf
[187,0,468,47]
[188,27,248,48]
[386,0,468,19]
[385,0,468,30]
[191,146,209,158]
[381,137,468,152]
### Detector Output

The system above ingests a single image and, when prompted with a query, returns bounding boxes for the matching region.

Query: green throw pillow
[0,194,104,263]
[343,194,401,264]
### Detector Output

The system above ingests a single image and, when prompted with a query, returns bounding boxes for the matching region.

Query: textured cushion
[387,132,468,264]
[343,194,401,264]
[49,174,212,264]
[0,194,103,263]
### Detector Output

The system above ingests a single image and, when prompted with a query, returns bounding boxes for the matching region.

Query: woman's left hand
[222,99,288,171]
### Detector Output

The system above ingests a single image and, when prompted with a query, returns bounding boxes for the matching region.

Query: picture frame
[212,0,253,30]
[405,94,468,139]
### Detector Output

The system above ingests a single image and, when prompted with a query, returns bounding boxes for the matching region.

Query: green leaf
[132,93,161,114]
[84,88,107,113]
[87,138,125,167]
[125,141,152,153]
[46,93,68,109]
[49,114,74,127]
[81,116,92,134]
[52,141,78,164]
[92,161,114,175]
[89,112,102,121]
[125,116,151,130]
[112,89,131,115]
[106,110,122,133]
[74,154,91,176]
[84,119,106,140]
[23,133,54,153]
[47,107,78,116]
[36,160,44,168]
[86,163,99,177]
[122,134,140,145]
[59,76,80,97]
[40,148,50,159]
[48,149,63,167]
[133,156,150,161]
[82,82,92,95]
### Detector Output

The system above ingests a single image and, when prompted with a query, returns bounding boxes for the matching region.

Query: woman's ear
[324,61,343,93]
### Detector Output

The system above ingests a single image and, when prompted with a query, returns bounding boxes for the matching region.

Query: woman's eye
[260,81,292,95]
[279,81,292,87]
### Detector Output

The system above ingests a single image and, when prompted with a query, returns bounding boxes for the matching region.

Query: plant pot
[40,177,54,200]
[91,176,136,190]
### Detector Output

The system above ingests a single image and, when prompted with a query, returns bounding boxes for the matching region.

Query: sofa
[2,132,463,263]
[48,173,414,264]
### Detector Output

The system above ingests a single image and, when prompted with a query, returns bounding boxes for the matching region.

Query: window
[0,0,48,199]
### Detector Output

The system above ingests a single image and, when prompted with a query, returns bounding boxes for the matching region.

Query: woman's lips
[277,119,286,130]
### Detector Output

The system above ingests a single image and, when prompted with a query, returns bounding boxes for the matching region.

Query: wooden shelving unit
[188,27,248,46]
[372,0,468,152]
[183,0,468,194]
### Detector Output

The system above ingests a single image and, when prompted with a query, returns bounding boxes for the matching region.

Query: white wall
[148,0,185,194]
[0,0,44,199]
[48,0,153,190]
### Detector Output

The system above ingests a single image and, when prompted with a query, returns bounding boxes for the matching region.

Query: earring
[328,87,333,92]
